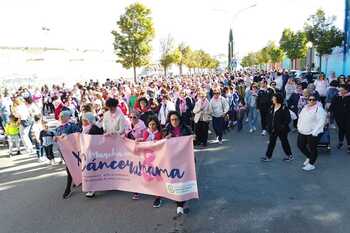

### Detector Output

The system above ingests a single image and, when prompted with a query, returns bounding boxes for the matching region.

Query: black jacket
[175,97,194,117]
[88,124,104,135]
[256,88,274,110]
[163,123,192,138]
[287,92,301,114]
[267,105,291,135]
[329,95,350,126]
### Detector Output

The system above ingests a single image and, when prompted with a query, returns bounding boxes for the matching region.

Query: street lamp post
[306,41,313,72]
[213,4,257,71]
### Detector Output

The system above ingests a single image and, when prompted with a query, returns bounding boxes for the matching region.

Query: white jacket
[102,108,127,135]
[158,101,175,125]
[193,99,211,123]
[297,104,327,136]
[314,79,329,97]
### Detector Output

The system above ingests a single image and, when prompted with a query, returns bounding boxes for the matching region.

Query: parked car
[289,70,303,79]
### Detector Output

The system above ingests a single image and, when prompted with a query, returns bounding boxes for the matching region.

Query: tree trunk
[319,55,322,73]
[133,66,137,83]
[179,64,183,76]
[164,66,167,76]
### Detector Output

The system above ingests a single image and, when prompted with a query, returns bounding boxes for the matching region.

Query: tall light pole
[213,3,257,70]
[306,41,313,72]
[231,3,257,60]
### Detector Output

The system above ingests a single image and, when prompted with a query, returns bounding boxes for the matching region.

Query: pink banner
[58,133,199,202]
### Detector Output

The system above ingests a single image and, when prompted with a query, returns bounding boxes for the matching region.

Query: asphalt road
[0,123,349,233]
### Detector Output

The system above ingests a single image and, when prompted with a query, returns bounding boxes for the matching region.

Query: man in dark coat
[256,80,274,136]
[329,84,350,153]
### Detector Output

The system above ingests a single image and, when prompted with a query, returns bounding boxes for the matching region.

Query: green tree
[304,9,344,71]
[112,3,155,82]
[266,41,284,69]
[185,49,198,74]
[174,43,191,75]
[208,57,220,71]
[280,28,308,69]
[256,47,270,70]
[241,52,258,67]
[159,35,176,76]
[197,50,212,70]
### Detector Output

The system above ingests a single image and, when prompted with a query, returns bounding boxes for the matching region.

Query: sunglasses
[308,98,316,101]
[170,118,179,121]
[129,116,137,119]
[213,92,220,95]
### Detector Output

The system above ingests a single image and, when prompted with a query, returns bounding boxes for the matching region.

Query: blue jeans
[236,109,245,131]
[34,140,44,158]
[212,116,225,141]
[248,107,258,130]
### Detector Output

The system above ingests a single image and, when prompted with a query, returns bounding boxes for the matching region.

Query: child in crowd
[236,99,246,132]
[4,115,21,157]
[31,115,44,163]
[132,116,163,208]
[39,121,56,165]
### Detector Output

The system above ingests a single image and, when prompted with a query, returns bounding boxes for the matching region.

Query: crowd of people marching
[1,70,350,215]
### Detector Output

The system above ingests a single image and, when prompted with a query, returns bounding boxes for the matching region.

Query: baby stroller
[317,124,331,151]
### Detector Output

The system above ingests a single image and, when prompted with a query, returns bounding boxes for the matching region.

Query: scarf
[179,98,187,113]
[145,129,159,141]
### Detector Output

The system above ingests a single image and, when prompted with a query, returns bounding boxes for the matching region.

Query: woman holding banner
[133,116,163,207]
[55,110,82,199]
[163,111,192,216]
[125,110,147,201]
[125,111,146,140]
[103,98,127,136]
[81,112,104,198]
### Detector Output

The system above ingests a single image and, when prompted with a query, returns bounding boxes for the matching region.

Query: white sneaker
[303,159,310,166]
[302,163,315,171]
[261,130,267,136]
[85,192,95,198]
[253,127,257,131]
[218,140,223,145]
[50,160,56,165]
[249,129,253,133]
[37,158,43,163]
[176,207,184,215]
[245,118,249,123]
